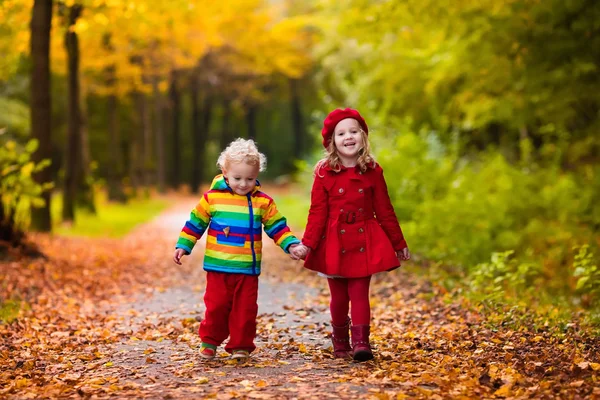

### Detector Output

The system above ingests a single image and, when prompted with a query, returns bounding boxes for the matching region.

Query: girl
[301,108,410,362]
[173,138,307,361]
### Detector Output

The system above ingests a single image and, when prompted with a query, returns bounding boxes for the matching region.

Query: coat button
[340,229,345,234]
[341,249,346,254]
[321,235,325,239]
[358,188,364,193]
[359,208,363,213]
[359,247,365,252]
[340,208,344,213]
[338,188,344,193]
[358,228,364,233]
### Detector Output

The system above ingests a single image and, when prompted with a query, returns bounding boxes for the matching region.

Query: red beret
[321,108,369,148]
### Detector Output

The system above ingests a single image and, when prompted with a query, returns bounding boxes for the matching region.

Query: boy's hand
[397,248,411,261]
[289,244,308,260]
[173,248,187,265]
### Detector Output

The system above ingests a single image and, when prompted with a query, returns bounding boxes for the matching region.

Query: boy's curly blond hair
[217,138,267,172]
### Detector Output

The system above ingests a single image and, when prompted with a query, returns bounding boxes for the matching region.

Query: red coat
[302,163,407,278]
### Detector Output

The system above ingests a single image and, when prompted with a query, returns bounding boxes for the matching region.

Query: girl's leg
[199,272,232,347]
[225,274,259,354]
[347,276,372,325]
[327,278,352,358]
[327,277,350,326]
[348,276,373,361]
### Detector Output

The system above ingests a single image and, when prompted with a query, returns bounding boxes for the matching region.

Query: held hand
[289,244,309,260]
[397,247,411,261]
[173,248,187,265]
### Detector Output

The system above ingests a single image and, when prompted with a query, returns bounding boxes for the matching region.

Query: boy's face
[223,162,259,196]
[333,118,364,160]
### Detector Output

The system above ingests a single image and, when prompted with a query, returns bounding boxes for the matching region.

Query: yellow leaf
[195,377,209,384]
[590,363,600,371]
[14,378,29,389]
[256,380,268,388]
[104,361,113,367]
[494,385,512,397]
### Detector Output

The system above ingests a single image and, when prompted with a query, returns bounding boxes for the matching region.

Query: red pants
[199,271,259,353]
[327,276,372,326]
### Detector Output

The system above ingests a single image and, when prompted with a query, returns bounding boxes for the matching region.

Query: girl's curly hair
[314,129,375,176]
[217,138,267,172]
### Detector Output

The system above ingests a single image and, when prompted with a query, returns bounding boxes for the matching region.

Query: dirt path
[88,198,384,399]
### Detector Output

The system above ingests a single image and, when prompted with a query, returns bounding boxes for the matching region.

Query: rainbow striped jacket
[175,175,300,275]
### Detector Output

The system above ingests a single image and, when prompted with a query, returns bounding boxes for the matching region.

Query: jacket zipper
[247,193,257,274]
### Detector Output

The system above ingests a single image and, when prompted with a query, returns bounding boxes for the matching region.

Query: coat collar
[210,174,261,196]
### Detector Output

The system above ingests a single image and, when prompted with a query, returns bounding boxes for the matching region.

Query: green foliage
[315,0,600,164]
[573,245,600,306]
[376,129,599,277]
[469,250,541,303]
[0,97,30,139]
[0,139,53,231]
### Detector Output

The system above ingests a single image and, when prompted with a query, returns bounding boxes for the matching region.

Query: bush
[0,139,52,244]
[372,127,599,305]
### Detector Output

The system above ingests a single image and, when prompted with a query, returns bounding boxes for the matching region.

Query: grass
[51,189,169,238]
[275,192,309,232]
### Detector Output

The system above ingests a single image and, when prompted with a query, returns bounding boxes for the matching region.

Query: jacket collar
[210,174,261,195]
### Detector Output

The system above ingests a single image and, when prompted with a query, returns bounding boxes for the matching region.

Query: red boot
[351,325,374,361]
[331,319,352,359]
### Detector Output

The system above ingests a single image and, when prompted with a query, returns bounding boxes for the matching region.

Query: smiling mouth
[344,142,356,147]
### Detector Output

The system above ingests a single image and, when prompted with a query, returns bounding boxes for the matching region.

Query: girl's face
[223,161,259,196]
[333,118,364,162]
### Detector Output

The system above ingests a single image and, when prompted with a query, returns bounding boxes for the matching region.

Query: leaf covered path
[1,196,599,399]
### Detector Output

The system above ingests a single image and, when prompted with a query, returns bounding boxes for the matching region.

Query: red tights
[327,276,371,326]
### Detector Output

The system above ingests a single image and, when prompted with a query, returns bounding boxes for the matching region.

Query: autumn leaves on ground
[1,195,599,399]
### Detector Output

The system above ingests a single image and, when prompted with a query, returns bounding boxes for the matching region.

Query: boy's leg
[199,271,232,348]
[327,277,350,326]
[225,274,259,353]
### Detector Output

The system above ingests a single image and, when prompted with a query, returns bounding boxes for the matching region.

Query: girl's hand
[397,248,411,261]
[173,248,187,265]
[289,244,308,260]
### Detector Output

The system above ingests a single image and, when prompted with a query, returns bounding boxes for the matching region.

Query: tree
[61,3,83,222]
[29,0,53,232]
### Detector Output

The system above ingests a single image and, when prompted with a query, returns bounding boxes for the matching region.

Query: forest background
[1,0,600,329]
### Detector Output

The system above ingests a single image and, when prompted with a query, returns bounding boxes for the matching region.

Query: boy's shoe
[231,350,250,360]
[199,343,217,360]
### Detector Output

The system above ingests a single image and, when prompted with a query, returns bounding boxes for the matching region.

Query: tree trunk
[143,92,153,193]
[169,70,181,190]
[219,99,233,151]
[289,78,305,159]
[246,104,257,140]
[130,91,145,194]
[77,87,96,212]
[106,65,126,202]
[153,78,166,193]
[62,4,83,223]
[190,75,201,193]
[29,0,53,232]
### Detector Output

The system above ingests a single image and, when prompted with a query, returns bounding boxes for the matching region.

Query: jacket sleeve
[302,173,329,249]
[175,194,211,254]
[262,199,300,253]
[372,165,407,251]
